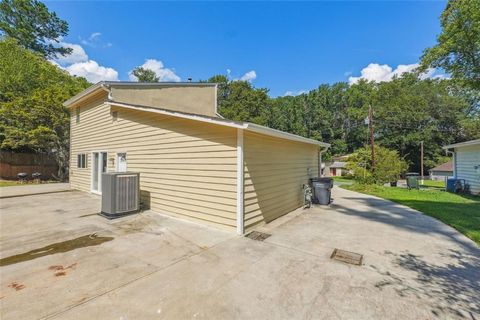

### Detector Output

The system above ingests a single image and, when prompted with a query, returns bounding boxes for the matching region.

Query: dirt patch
[8,282,25,291]
[0,234,113,266]
[48,263,77,271]
[48,263,77,277]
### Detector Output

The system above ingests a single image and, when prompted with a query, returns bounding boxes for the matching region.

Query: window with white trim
[77,154,87,168]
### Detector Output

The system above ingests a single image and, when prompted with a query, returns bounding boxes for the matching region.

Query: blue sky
[47,1,446,96]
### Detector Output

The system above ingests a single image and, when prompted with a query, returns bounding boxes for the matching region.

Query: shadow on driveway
[330,194,480,318]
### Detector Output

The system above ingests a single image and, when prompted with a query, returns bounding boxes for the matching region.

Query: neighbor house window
[77,154,87,168]
[76,107,80,123]
[112,111,118,121]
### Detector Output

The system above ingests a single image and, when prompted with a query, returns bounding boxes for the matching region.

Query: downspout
[319,146,330,177]
[445,149,456,178]
[101,83,113,101]
[444,148,455,191]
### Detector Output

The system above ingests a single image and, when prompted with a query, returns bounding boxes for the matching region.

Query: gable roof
[108,101,330,148]
[329,161,347,168]
[429,160,453,172]
[443,139,480,149]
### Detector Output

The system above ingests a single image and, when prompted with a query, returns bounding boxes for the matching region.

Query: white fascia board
[443,139,480,150]
[63,82,109,108]
[245,123,330,147]
[107,101,247,129]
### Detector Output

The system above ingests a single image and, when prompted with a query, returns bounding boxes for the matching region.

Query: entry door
[92,152,107,193]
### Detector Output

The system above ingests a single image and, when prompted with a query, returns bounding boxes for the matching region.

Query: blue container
[446,178,457,192]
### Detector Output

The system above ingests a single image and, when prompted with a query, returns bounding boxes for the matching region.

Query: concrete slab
[1,185,478,320]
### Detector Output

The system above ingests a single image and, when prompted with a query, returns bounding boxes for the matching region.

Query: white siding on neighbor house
[243,131,319,230]
[455,145,480,194]
[70,99,238,230]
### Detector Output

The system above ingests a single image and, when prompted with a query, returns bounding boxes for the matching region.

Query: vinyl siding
[243,131,319,230]
[455,145,480,195]
[70,100,238,230]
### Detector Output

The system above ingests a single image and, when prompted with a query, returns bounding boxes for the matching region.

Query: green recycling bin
[406,173,419,190]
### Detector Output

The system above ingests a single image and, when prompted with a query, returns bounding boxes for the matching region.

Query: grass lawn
[420,179,445,189]
[332,176,354,183]
[342,183,480,245]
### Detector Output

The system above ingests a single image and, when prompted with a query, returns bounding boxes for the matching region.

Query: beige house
[65,82,330,234]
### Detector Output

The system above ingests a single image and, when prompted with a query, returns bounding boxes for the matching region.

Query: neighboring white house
[325,154,352,177]
[429,160,453,181]
[327,161,348,177]
[443,139,480,195]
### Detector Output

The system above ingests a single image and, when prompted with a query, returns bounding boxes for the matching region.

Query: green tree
[0,0,71,58]
[373,73,470,172]
[207,75,270,124]
[206,71,476,172]
[132,67,159,82]
[347,145,408,185]
[420,0,480,90]
[0,39,89,179]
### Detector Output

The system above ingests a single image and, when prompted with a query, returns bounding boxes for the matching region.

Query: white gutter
[107,101,247,129]
[107,101,330,148]
[443,139,480,149]
[246,123,330,147]
[236,128,244,235]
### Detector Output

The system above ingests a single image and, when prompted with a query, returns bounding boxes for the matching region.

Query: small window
[76,107,80,124]
[77,154,87,168]
[112,111,118,121]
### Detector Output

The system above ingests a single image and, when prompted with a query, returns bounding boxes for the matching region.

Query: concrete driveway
[1,186,479,320]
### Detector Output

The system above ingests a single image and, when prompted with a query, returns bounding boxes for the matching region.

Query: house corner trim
[236,128,245,235]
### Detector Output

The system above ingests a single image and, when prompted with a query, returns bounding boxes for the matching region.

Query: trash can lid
[313,182,330,188]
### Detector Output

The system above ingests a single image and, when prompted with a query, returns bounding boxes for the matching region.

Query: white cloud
[348,63,447,85]
[419,68,449,80]
[65,60,118,83]
[48,39,119,83]
[129,59,181,82]
[348,63,416,84]
[284,90,307,96]
[239,70,257,82]
[50,41,88,66]
[80,32,112,48]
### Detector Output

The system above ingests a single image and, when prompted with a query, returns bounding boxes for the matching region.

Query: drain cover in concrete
[245,231,271,241]
[330,248,363,265]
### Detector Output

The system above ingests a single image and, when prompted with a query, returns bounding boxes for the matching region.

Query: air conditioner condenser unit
[100,172,140,219]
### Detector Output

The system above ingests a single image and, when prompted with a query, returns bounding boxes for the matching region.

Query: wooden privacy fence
[0,151,58,180]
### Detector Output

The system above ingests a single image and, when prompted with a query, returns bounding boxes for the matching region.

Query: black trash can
[310,177,334,188]
[310,177,333,205]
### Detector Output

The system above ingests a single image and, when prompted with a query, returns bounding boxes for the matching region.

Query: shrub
[347,145,408,185]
